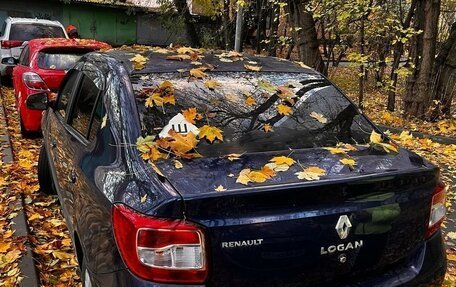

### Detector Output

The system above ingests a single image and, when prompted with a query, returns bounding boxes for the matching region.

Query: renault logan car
[12,38,110,136]
[33,47,447,287]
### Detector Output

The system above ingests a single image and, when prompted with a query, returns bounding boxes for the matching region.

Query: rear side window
[18,46,30,66]
[9,23,65,41]
[0,22,6,37]
[56,71,79,117]
[37,50,90,70]
[68,75,100,138]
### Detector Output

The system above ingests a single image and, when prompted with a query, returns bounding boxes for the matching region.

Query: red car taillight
[112,204,208,284]
[426,181,447,238]
[23,72,49,91]
[0,40,23,48]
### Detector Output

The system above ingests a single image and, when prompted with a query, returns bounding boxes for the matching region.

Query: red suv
[12,38,111,136]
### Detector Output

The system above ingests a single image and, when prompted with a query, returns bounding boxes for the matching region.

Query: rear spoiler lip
[179,165,439,201]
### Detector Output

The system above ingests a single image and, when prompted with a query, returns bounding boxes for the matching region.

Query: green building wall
[62,4,136,46]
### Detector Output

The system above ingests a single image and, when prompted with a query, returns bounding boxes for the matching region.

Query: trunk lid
[156,147,438,286]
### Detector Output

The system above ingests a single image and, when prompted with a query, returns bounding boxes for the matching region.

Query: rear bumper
[89,230,446,287]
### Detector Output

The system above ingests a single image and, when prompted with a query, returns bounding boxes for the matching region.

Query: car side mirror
[26,92,48,110]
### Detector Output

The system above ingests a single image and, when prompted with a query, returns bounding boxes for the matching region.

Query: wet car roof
[105,48,320,75]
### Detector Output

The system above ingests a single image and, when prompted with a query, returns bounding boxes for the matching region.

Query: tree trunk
[429,22,456,117]
[267,3,280,56]
[173,0,201,47]
[223,0,231,50]
[286,0,326,74]
[404,0,440,118]
[359,11,365,108]
[387,0,417,111]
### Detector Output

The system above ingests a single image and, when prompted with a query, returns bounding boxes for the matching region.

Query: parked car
[12,38,111,136]
[32,48,447,287]
[0,17,68,78]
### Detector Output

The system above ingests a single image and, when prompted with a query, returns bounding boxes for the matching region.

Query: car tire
[38,145,56,195]
[81,258,94,287]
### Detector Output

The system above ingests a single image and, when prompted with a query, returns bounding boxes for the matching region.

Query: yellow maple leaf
[52,250,74,261]
[245,96,256,106]
[270,156,295,166]
[215,185,227,192]
[325,147,347,155]
[173,160,183,169]
[163,95,176,105]
[248,170,269,183]
[198,125,223,143]
[145,93,164,108]
[277,104,292,116]
[141,194,148,203]
[310,111,328,124]
[182,107,198,124]
[340,158,357,169]
[295,166,326,181]
[369,130,398,153]
[236,168,252,185]
[244,64,262,71]
[263,123,273,133]
[130,54,148,70]
[204,79,221,90]
[190,68,207,79]
[0,242,11,253]
[168,130,199,154]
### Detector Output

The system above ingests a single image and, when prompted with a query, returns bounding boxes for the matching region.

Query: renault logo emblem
[335,215,352,240]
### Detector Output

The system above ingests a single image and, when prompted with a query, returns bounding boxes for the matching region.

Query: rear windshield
[133,73,375,157]
[9,23,65,41]
[37,50,91,70]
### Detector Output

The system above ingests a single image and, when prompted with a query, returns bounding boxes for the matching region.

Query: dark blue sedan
[30,47,447,286]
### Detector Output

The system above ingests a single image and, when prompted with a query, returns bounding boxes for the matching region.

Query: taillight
[23,72,49,91]
[0,40,23,49]
[426,181,447,238]
[112,204,207,284]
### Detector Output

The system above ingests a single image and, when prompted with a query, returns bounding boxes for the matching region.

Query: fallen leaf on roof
[370,130,398,153]
[199,125,223,143]
[295,166,326,181]
[168,130,199,155]
[340,158,357,169]
[325,147,347,155]
[141,194,147,203]
[130,54,148,70]
[151,163,165,177]
[215,185,227,192]
[244,64,262,71]
[166,54,191,61]
[173,160,183,169]
[270,156,295,167]
[310,112,328,124]
[278,104,292,116]
[223,153,243,161]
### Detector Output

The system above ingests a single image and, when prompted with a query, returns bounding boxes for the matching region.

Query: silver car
[0,17,68,77]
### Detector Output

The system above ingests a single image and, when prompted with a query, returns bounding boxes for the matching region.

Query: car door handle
[68,170,77,184]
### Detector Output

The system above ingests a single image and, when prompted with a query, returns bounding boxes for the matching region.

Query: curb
[377,124,456,145]
[0,90,40,287]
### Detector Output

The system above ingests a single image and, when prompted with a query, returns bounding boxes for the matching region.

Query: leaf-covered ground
[329,66,456,138]
[0,73,455,286]
[0,87,80,286]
